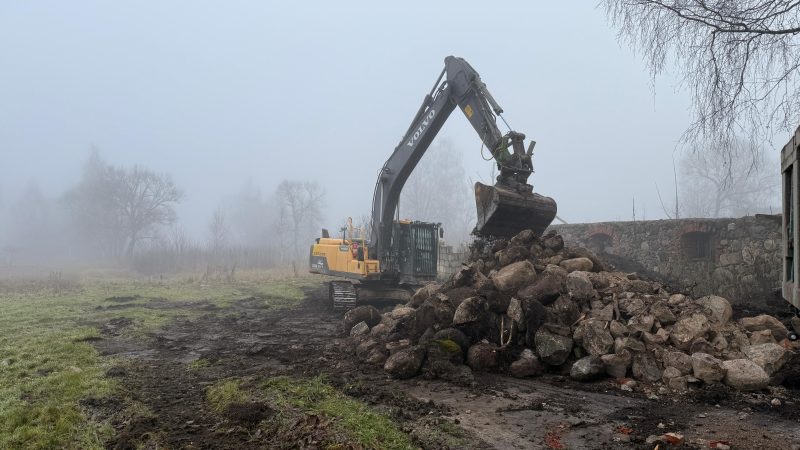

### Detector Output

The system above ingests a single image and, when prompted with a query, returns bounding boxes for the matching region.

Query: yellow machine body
[309,237,380,279]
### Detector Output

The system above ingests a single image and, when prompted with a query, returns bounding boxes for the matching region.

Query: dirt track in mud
[89,287,800,450]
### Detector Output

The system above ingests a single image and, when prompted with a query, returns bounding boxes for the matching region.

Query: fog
[0,2,779,268]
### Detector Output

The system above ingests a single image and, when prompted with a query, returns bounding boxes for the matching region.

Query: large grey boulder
[742,343,792,376]
[649,302,676,325]
[535,329,574,365]
[510,349,545,378]
[542,233,564,252]
[559,257,593,273]
[409,283,439,307]
[691,352,726,383]
[452,297,487,325]
[350,321,370,336]
[601,351,632,378]
[517,272,562,305]
[662,351,693,375]
[384,346,426,379]
[566,271,594,301]
[670,314,710,350]
[570,356,605,381]
[432,328,470,354]
[629,314,655,334]
[343,305,382,332]
[467,342,499,371]
[722,359,769,391]
[632,353,662,382]
[492,260,537,293]
[582,320,614,356]
[696,295,733,325]
[740,315,789,341]
[614,337,646,354]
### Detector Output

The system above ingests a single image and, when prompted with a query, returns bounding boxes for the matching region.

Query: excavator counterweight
[474,182,557,238]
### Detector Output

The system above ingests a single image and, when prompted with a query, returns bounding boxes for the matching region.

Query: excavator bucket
[474,182,557,238]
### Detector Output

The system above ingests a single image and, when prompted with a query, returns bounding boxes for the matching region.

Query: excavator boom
[372,56,557,272]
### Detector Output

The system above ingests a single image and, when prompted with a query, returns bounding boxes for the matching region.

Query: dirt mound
[346,230,799,395]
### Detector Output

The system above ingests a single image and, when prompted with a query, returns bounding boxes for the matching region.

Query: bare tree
[275,180,325,262]
[680,139,779,217]
[401,139,474,244]
[602,0,800,148]
[207,207,229,254]
[65,150,183,258]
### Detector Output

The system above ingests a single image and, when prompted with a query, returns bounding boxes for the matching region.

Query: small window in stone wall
[589,233,613,254]
[681,231,712,260]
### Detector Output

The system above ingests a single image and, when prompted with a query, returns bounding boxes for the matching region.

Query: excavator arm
[371,56,557,272]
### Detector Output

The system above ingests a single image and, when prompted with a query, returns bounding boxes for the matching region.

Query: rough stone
[551,296,581,325]
[409,283,439,308]
[467,342,499,371]
[510,349,545,378]
[722,359,769,391]
[662,351,693,375]
[517,273,562,305]
[740,315,789,341]
[497,245,530,267]
[559,257,594,273]
[452,297,487,325]
[492,260,537,293]
[609,320,629,338]
[696,295,733,324]
[749,330,776,345]
[391,306,416,320]
[591,303,615,321]
[350,321,370,336]
[582,320,614,356]
[614,337,646,354]
[601,351,632,378]
[649,302,676,325]
[566,271,594,301]
[742,343,792,375]
[670,314,710,350]
[570,356,605,381]
[632,353,662,382]
[691,352,726,383]
[791,316,800,335]
[343,305,382,332]
[629,314,655,334]
[507,297,524,329]
[534,330,573,366]
[384,346,426,379]
[432,328,470,354]
[542,233,564,252]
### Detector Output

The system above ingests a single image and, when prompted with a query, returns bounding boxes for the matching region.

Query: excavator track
[329,281,357,311]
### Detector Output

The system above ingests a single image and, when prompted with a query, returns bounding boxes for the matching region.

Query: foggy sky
[1,2,755,238]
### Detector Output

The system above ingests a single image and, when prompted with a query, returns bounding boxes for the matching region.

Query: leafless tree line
[0,150,325,274]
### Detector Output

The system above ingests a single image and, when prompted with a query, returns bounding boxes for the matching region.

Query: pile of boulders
[344,229,798,392]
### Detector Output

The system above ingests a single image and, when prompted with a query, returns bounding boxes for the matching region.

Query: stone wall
[438,242,468,281]
[551,215,782,303]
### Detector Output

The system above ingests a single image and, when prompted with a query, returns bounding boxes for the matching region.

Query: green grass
[0,272,319,449]
[262,376,415,450]
[206,379,249,413]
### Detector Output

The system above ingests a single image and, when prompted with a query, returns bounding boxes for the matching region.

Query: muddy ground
[87,286,800,450]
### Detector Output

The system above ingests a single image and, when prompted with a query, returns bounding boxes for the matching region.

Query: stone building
[552,215,782,303]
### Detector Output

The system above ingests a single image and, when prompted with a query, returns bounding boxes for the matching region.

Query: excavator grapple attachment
[474,182,557,238]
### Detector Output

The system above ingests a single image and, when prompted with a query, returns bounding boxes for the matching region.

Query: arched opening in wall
[681,231,712,260]
[588,233,613,254]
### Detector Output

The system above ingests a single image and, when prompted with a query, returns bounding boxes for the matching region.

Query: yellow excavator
[310,56,557,310]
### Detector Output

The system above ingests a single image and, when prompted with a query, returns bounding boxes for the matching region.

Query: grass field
[0,270,328,449]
